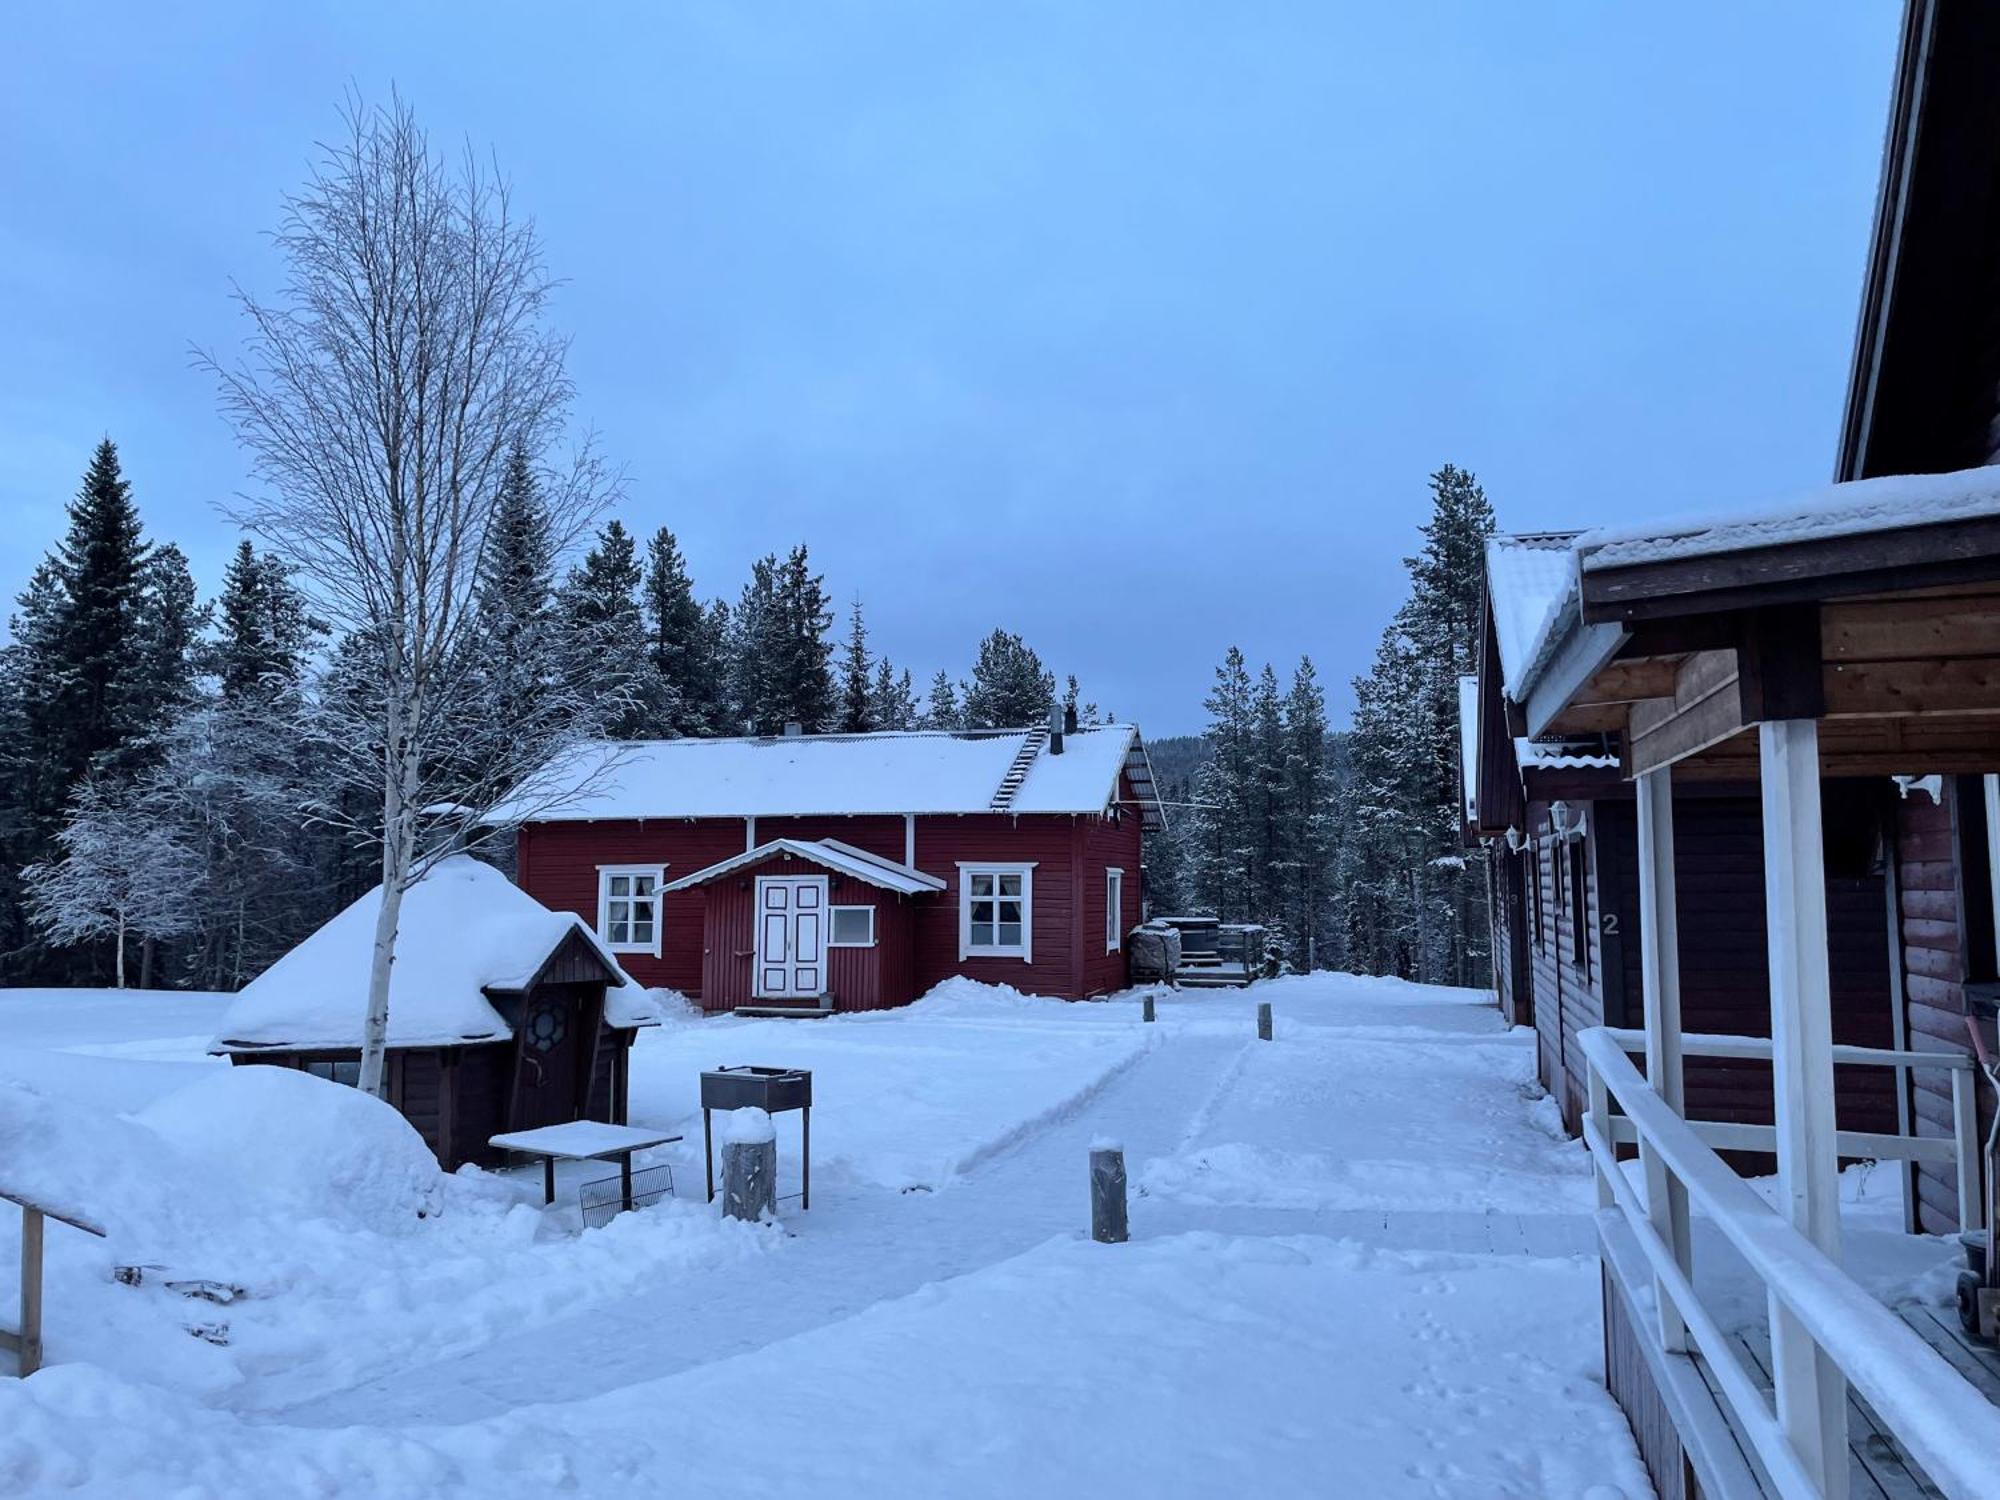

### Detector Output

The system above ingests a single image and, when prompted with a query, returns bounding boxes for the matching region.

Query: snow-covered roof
[1485,534,1580,698]
[666,838,946,896]
[499,726,1156,825]
[214,857,646,1053]
[1456,675,1479,823]
[1578,464,2000,572]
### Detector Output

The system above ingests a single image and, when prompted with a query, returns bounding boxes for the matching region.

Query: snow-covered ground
[0,974,1665,1496]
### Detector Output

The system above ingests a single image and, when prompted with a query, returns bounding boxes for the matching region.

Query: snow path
[0,974,1650,1497]
[277,978,1598,1430]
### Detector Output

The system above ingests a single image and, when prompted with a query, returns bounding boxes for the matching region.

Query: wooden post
[1142,993,1156,1024]
[721,1111,777,1222]
[19,1205,43,1377]
[1257,1002,1273,1041]
[1090,1145,1128,1243]
[619,1152,635,1213]
[1759,717,1848,1499]
[542,1156,556,1207]
[1636,767,1692,1353]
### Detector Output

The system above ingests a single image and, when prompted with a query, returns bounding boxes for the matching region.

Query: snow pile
[138,1067,444,1233]
[214,857,637,1051]
[719,1107,775,1145]
[1580,463,2000,570]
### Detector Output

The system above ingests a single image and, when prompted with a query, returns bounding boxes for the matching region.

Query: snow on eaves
[667,838,945,895]
[1485,534,1580,699]
[495,726,1145,824]
[1515,739,1618,772]
[1456,676,1478,821]
[1578,464,2000,571]
[213,857,644,1053]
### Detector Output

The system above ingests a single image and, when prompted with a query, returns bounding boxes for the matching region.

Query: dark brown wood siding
[1522,787,1897,1149]
[1603,1263,1698,1500]
[1895,782,1994,1235]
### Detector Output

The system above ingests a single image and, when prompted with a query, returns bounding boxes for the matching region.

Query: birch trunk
[114,912,126,989]
[358,697,419,1100]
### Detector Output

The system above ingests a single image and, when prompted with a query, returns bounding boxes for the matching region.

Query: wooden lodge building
[509,716,1164,1015]
[212,858,659,1170]
[1461,6,2000,1495]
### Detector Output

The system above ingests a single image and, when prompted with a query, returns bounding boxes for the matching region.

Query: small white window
[597,864,665,956]
[829,905,876,947]
[958,862,1035,961]
[1106,868,1124,952]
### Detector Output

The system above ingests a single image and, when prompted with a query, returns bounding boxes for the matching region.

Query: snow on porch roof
[498,725,1159,825]
[1485,533,1581,699]
[213,857,651,1054]
[665,838,947,896]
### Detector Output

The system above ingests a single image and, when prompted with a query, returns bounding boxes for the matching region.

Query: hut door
[755,875,828,1000]
[512,990,586,1130]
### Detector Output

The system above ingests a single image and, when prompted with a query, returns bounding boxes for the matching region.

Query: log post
[1257,1001,1273,1041]
[1090,1143,1128,1244]
[1142,993,1156,1024]
[721,1109,778,1222]
[20,1205,43,1377]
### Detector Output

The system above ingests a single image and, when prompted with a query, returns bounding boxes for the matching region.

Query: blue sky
[0,4,1899,733]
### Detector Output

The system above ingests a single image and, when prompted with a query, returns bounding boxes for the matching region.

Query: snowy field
[0,974,1661,1497]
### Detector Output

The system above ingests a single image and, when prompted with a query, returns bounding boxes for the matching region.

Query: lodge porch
[1512,499,2000,1499]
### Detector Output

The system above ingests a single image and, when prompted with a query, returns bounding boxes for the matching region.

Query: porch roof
[664,838,947,897]
[1498,466,2000,778]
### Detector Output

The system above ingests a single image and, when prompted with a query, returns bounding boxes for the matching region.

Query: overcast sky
[1,4,1899,734]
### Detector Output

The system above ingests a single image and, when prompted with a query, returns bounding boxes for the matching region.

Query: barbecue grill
[701,1066,813,1209]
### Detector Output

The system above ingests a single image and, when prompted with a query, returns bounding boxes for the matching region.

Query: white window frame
[1106,867,1124,953]
[828,904,877,948]
[596,863,666,957]
[957,861,1036,962]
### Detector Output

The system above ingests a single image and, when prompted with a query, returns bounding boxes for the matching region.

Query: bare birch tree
[203,94,625,1096]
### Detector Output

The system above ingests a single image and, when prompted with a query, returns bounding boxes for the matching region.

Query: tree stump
[721,1109,778,1222]
[1090,1144,1128,1244]
[1257,1001,1273,1041]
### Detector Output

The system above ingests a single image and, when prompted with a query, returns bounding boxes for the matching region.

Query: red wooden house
[511,716,1164,1014]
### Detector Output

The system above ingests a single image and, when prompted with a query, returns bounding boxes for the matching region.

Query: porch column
[1758,717,1847,1498]
[1636,767,1691,1353]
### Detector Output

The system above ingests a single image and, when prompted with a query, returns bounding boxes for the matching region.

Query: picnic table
[488,1121,683,1211]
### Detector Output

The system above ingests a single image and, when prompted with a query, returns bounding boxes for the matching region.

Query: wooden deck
[1691,1303,2000,1498]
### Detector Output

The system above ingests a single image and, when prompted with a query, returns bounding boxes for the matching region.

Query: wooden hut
[212,857,658,1170]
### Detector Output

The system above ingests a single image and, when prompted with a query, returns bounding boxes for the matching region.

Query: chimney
[1063,702,1079,735]
[1047,704,1064,755]
[784,722,803,738]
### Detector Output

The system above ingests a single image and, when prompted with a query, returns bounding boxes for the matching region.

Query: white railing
[1579,1024,2000,1500]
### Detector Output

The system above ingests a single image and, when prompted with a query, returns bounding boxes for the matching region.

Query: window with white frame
[597,865,665,955]
[829,905,875,947]
[1106,868,1125,952]
[959,863,1034,961]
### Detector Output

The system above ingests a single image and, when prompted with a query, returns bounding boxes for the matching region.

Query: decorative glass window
[1106,868,1125,952]
[597,865,665,955]
[829,905,876,947]
[959,863,1035,961]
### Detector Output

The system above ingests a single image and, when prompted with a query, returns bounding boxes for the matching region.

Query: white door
[755,875,828,999]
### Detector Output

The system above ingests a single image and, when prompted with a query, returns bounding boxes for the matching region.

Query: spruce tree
[870,660,918,731]
[962,629,1056,729]
[643,526,714,735]
[1280,657,1335,970]
[923,669,964,730]
[1189,647,1257,921]
[839,598,873,733]
[47,440,151,790]
[728,555,777,734]
[560,519,651,738]
[765,544,835,733]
